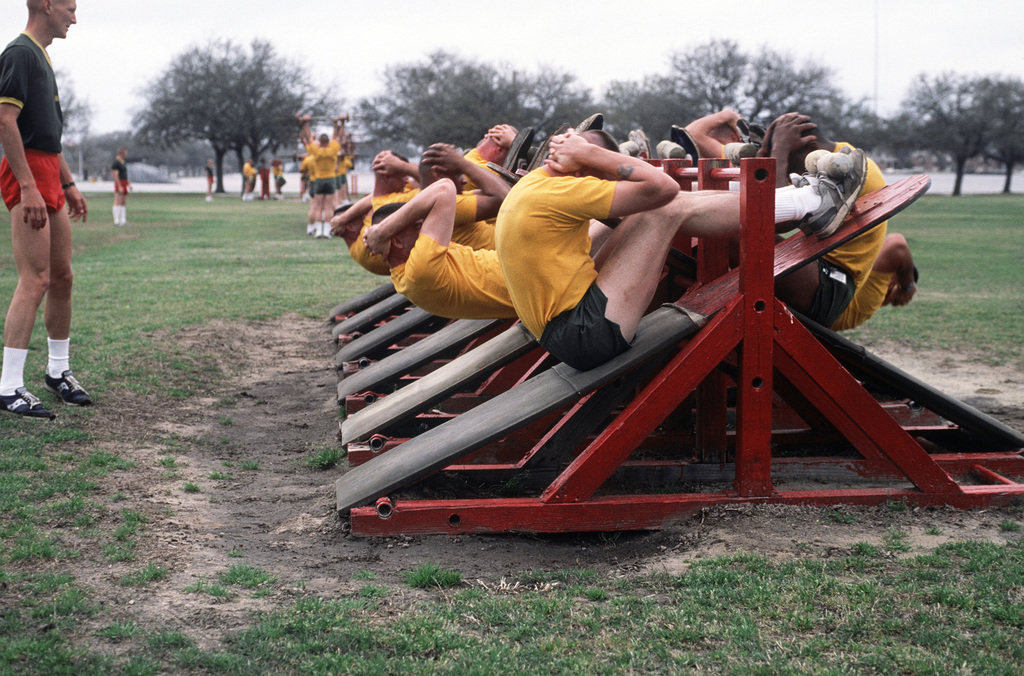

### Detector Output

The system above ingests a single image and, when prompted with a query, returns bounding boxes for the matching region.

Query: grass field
[0,191,1023,674]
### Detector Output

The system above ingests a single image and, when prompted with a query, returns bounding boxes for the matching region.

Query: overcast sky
[5,0,1023,136]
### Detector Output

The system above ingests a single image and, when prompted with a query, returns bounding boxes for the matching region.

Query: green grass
[0,192,1021,674]
[845,194,1024,367]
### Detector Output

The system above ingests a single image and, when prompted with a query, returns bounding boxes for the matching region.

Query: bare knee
[16,269,51,302]
[49,266,73,295]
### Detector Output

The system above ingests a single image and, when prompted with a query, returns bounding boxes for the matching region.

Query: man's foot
[656,140,687,159]
[619,140,640,156]
[44,370,93,406]
[1,387,56,419]
[628,130,651,159]
[797,148,867,239]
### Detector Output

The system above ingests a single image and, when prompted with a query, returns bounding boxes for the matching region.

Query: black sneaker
[44,370,93,406]
[1,387,56,419]
[797,148,867,239]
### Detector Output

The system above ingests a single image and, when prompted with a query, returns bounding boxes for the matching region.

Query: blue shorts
[539,283,632,371]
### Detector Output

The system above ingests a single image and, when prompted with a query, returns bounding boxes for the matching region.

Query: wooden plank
[333,309,446,366]
[337,318,509,401]
[340,323,539,445]
[327,282,396,323]
[330,293,411,340]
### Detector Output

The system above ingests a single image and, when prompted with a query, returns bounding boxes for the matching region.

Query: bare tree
[981,76,1024,194]
[356,51,594,153]
[133,39,338,193]
[900,73,991,196]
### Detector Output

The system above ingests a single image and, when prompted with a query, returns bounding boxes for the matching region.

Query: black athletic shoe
[44,370,93,406]
[1,387,56,419]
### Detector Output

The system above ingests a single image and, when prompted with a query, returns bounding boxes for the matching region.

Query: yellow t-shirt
[462,147,494,193]
[494,169,616,339]
[242,162,256,179]
[299,156,313,179]
[451,193,496,251]
[830,269,892,331]
[391,236,516,320]
[821,141,888,293]
[336,155,354,176]
[347,191,420,276]
[306,140,342,179]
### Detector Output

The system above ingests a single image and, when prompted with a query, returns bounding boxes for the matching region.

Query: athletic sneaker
[1,387,56,419]
[44,370,93,406]
[796,148,867,239]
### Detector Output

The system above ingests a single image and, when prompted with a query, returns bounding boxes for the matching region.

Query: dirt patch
[25,315,1024,649]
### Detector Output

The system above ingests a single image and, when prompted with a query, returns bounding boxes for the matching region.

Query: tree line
[62,39,1024,196]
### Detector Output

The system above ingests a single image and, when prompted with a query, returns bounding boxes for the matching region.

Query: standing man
[270,157,285,200]
[241,157,256,201]
[0,0,91,418]
[111,146,128,225]
[297,113,344,238]
[204,158,214,201]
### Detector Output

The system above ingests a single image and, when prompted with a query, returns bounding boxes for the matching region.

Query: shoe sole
[44,383,92,407]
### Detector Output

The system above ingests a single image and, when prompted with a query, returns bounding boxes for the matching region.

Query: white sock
[47,338,70,379]
[1,347,28,396]
[113,205,119,223]
[120,206,127,223]
[774,185,822,222]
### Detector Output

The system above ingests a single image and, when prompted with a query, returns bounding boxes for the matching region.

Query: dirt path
[58,316,1024,647]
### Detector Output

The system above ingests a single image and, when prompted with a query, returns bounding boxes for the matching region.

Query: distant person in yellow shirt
[297,113,344,239]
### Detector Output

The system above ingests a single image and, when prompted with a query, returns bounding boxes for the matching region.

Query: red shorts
[0,149,65,212]
[114,179,130,193]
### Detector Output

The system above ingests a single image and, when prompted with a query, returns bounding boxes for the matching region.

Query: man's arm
[684,109,742,160]
[546,130,678,218]
[329,194,372,238]
[371,151,417,180]
[757,113,817,187]
[333,114,347,144]
[58,152,86,222]
[363,179,458,254]
[0,101,47,229]
[295,113,313,146]
[876,234,917,306]
[421,143,509,220]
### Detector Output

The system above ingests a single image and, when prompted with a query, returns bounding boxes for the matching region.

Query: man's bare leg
[42,207,74,342]
[595,190,742,341]
[5,204,52,349]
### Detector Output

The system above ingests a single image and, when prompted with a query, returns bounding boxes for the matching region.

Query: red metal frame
[346,158,1024,536]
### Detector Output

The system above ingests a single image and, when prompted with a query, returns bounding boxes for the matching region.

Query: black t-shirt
[112,157,128,181]
[0,33,63,153]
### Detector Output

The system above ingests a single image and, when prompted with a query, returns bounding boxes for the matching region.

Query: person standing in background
[111,146,129,225]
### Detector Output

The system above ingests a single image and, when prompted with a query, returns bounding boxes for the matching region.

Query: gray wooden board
[334,308,441,366]
[331,293,411,340]
[337,318,506,400]
[336,306,704,511]
[340,323,539,445]
[327,283,396,323]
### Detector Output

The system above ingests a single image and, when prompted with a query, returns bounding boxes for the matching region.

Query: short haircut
[580,129,620,153]
[371,202,404,225]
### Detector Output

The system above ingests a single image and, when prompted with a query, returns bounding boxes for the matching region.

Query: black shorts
[539,283,632,371]
[805,260,856,326]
